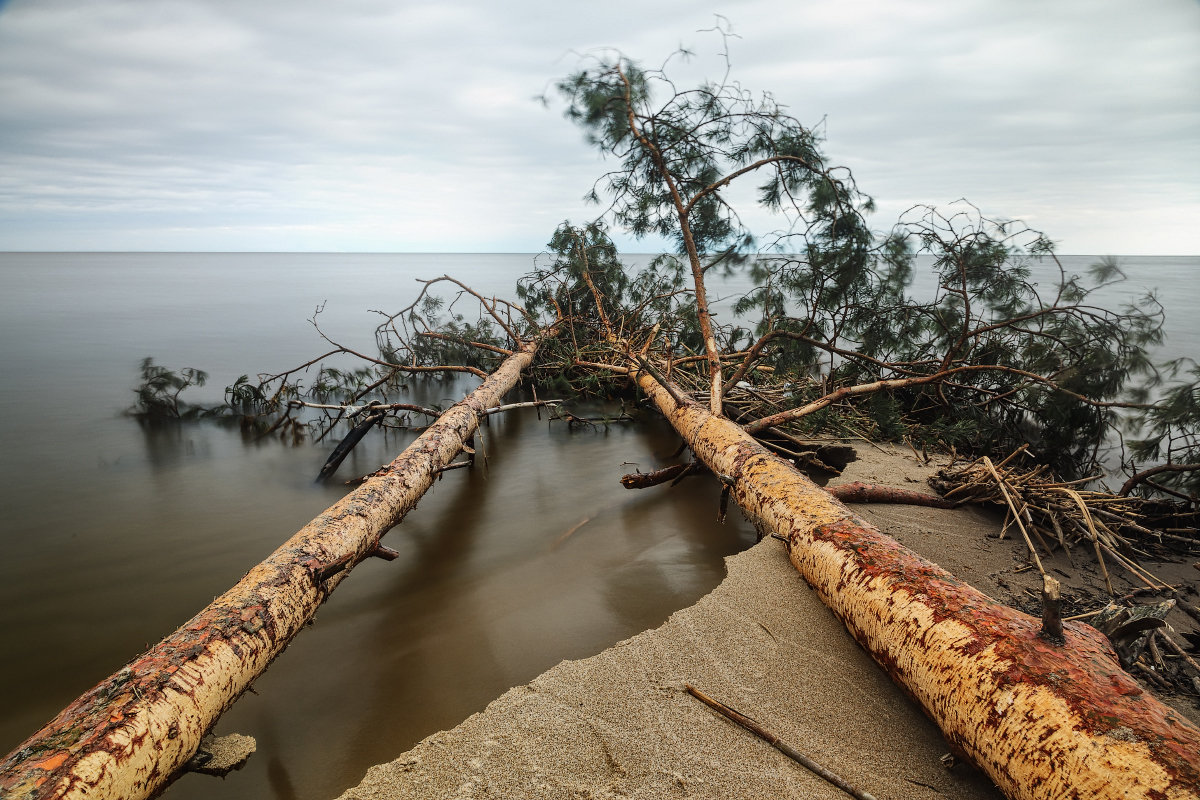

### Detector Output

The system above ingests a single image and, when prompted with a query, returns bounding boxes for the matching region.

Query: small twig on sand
[684,684,879,800]
[1064,609,1104,621]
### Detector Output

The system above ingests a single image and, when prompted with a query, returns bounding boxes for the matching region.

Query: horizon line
[3,250,1198,258]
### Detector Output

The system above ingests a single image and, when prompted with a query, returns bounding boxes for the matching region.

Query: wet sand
[336,444,1198,800]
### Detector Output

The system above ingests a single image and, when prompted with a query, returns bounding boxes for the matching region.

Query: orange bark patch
[32,752,68,772]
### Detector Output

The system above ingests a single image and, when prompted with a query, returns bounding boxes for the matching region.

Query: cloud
[0,0,1196,253]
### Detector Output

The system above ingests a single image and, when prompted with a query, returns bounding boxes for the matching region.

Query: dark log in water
[315,407,387,481]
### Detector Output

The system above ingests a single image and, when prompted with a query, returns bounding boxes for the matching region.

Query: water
[0,253,760,800]
[0,252,1195,799]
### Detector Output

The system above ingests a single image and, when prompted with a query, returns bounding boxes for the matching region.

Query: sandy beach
[336,444,1199,800]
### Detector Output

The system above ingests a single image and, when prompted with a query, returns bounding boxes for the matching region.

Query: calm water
[0,253,761,800]
[0,252,1196,800]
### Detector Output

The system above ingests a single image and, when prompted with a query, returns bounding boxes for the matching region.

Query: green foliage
[311,366,378,404]
[865,392,907,442]
[556,34,867,270]
[129,358,215,421]
[518,220,693,394]
[553,34,1168,483]
[851,206,1163,475]
[224,374,267,414]
[1128,362,1200,496]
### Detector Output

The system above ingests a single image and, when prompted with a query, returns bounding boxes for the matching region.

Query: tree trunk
[629,362,1200,800]
[0,343,539,800]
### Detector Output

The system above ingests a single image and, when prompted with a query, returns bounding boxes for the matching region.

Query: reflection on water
[1,388,756,800]
[178,407,754,800]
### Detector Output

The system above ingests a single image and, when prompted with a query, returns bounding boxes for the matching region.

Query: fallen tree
[629,361,1200,800]
[11,28,1195,800]
[0,341,540,800]
[539,33,1200,799]
[516,217,1200,796]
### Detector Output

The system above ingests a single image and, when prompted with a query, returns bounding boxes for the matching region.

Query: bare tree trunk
[0,343,539,800]
[629,362,1200,800]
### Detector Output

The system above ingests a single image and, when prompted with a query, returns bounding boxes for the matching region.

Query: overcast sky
[0,0,1197,254]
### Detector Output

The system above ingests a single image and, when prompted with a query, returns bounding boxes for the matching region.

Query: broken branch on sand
[684,684,879,800]
[824,481,956,508]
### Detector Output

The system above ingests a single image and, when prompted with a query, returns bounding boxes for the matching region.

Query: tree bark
[0,343,539,800]
[629,361,1200,800]
[826,481,956,508]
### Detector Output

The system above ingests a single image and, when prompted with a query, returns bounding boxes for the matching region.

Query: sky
[0,0,1197,254]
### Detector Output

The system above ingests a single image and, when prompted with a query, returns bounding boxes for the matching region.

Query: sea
[0,252,1195,800]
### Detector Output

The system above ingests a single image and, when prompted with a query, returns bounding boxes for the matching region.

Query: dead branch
[826,481,956,508]
[292,400,441,418]
[928,453,1199,593]
[684,684,879,800]
[316,409,387,481]
[1156,630,1200,678]
[481,399,563,417]
[620,460,706,489]
[1120,463,1200,498]
[308,310,488,379]
[417,330,515,356]
[743,363,1148,436]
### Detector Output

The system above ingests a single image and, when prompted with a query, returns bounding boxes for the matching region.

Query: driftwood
[825,481,956,508]
[619,460,705,489]
[0,342,540,800]
[316,406,386,481]
[630,360,1200,800]
[684,684,878,800]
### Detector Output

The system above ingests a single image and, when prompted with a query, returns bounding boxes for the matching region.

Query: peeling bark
[630,362,1200,800]
[0,343,539,800]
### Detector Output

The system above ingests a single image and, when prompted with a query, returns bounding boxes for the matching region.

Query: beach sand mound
[337,444,1197,800]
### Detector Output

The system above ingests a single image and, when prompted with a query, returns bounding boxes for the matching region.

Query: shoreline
[334,445,1043,799]
[335,444,1200,799]
[337,536,1006,799]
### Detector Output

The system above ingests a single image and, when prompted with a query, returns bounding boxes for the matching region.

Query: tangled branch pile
[929,448,1199,593]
